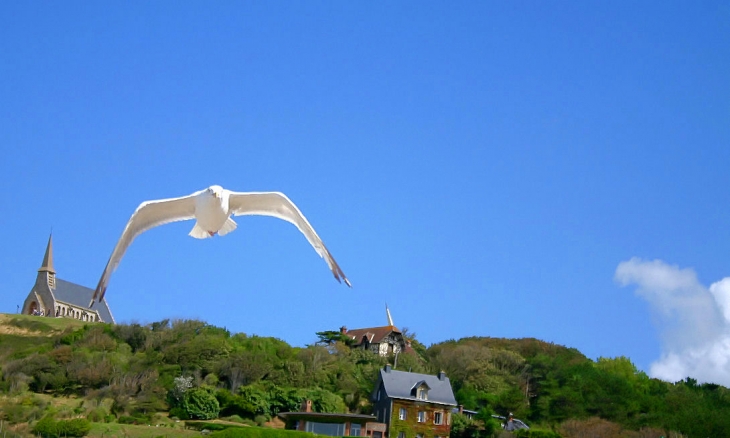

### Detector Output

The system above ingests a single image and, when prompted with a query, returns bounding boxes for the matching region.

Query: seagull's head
[207,185,224,199]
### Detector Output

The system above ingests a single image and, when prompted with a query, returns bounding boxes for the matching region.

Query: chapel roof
[54,278,115,324]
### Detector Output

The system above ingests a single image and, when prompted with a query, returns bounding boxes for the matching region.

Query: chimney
[340,326,347,334]
[302,399,313,413]
[438,370,446,381]
[384,364,392,373]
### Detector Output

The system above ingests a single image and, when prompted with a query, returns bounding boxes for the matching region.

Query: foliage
[3,315,730,437]
[209,426,317,438]
[513,429,562,438]
[315,330,355,346]
[32,416,91,437]
[182,386,220,420]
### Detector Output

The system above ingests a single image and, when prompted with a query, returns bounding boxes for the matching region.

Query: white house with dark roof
[342,306,409,357]
[371,365,457,438]
[21,235,115,323]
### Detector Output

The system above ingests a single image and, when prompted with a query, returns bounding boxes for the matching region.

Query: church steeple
[38,234,56,288]
[386,303,394,327]
[38,234,55,274]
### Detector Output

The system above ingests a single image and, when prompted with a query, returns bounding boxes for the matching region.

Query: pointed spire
[386,303,394,327]
[38,233,55,274]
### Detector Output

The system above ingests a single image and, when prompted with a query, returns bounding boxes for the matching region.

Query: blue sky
[2,2,729,385]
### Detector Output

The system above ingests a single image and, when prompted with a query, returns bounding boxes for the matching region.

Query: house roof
[345,325,401,345]
[375,367,457,406]
[278,412,378,424]
[54,278,115,324]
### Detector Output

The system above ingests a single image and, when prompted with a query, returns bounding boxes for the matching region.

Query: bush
[32,416,59,437]
[169,406,189,420]
[34,416,91,437]
[183,387,220,420]
[58,418,92,437]
[513,429,563,438]
[118,415,138,424]
[210,427,317,438]
[86,407,108,422]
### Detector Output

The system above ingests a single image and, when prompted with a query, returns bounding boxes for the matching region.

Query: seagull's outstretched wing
[227,191,351,287]
[91,192,200,305]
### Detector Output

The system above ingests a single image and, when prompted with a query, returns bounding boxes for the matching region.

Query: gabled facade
[342,325,407,357]
[341,306,408,357]
[21,235,115,323]
[372,365,457,438]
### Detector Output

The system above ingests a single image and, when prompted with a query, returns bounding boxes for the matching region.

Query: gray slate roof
[54,278,115,324]
[377,368,457,406]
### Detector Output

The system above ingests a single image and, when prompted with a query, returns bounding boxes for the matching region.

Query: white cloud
[615,257,730,386]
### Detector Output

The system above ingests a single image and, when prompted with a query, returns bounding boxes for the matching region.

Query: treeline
[428,337,730,437]
[1,317,729,437]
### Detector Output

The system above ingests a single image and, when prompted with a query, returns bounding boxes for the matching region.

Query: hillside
[1,314,729,438]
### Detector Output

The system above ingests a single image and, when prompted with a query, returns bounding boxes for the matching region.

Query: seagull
[90,185,351,306]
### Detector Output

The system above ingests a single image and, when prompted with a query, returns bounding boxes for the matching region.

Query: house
[372,365,457,438]
[453,406,479,420]
[21,235,115,323]
[279,400,387,438]
[341,306,408,357]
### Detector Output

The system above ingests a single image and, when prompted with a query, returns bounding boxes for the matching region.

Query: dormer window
[411,380,431,400]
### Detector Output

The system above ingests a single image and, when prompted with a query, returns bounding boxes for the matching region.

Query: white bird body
[91,185,350,306]
[189,185,234,238]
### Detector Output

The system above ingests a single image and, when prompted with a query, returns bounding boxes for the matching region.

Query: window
[434,412,443,425]
[417,387,428,400]
[417,411,426,423]
[416,434,423,438]
[399,408,407,420]
[397,433,405,438]
[350,424,361,437]
[305,422,345,436]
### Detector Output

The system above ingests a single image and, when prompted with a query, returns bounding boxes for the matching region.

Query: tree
[182,387,220,420]
[316,330,355,346]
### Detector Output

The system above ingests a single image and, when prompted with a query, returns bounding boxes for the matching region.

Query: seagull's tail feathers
[189,223,213,239]
[218,217,238,236]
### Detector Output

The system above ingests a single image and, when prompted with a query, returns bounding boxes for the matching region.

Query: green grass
[1,313,90,332]
[87,422,203,438]
[0,313,95,361]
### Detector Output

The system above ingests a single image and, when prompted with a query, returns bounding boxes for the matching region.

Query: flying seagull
[90,185,350,306]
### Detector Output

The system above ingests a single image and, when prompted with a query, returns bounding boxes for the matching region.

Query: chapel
[21,234,115,323]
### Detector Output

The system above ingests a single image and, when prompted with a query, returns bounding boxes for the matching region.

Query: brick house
[372,365,457,438]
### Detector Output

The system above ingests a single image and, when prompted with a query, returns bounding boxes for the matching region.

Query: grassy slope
[0,313,89,362]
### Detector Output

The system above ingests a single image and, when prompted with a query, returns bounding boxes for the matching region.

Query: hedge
[209,425,317,438]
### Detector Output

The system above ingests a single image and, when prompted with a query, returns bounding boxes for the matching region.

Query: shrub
[86,407,108,422]
[58,418,92,437]
[32,416,59,437]
[183,387,220,420]
[210,427,317,438]
[118,415,138,424]
[514,429,563,438]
